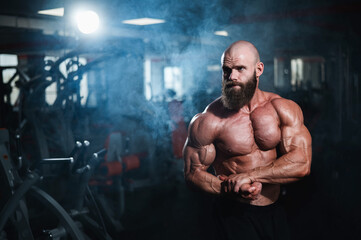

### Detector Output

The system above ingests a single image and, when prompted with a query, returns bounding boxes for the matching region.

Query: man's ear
[256,62,264,77]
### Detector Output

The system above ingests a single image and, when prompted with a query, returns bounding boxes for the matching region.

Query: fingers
[223,182,262,200]
[251,182,262,196]
[218,175,228,181]
[228,179,233,192]
[226,177,252,193]
[220,179,235,194]
[240,183,254,193]
[241,182,262,199]
[252,181,262,189]
[239,183,255,199]
[222,181,252,194]
[220,175,262,200]
[221,180,229,193]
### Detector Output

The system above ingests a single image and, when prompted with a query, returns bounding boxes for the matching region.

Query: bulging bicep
[183,114,217,176]
[275,99,312,156]
[183,140,216,176]
[280,124,312,155]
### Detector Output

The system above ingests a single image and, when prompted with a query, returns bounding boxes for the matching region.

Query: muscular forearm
[248,150,311,184]
[185,168,222,194]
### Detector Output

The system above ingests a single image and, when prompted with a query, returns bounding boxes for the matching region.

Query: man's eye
[223,67,231,74]
[237,67,244,71]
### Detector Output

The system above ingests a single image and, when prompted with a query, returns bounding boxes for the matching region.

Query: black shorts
[214,197,290,240]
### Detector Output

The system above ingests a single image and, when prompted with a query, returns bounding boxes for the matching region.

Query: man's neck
[241,88,265,113]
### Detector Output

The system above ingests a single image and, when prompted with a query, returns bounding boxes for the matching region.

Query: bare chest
[216,106,281,155]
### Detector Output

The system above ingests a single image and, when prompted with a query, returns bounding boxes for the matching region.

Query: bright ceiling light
[122,18,165,26]
[38,8,64,17]
[76,10,100,34]
[214,31,229,37]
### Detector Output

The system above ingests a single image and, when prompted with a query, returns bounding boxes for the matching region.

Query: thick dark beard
[221,71,257,110]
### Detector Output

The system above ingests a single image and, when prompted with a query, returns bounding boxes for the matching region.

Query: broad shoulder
[190,99,221,133]
[262,91,282,103]
[188,99,222,146]
[270,97,304,127]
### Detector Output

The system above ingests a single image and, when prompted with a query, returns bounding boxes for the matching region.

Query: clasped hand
[219,174,262,200]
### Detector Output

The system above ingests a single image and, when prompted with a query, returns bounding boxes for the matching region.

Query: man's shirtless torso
[190,91,297,206]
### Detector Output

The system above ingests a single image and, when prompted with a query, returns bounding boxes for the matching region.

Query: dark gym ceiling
[0,0,360,55]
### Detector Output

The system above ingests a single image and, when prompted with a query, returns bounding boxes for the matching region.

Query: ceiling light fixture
[38,8,64,17]
[122,18,165,26]
[75,10,100,34]
[214,31,228,37]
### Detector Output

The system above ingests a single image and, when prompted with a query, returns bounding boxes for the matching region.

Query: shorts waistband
[217,196,281,213]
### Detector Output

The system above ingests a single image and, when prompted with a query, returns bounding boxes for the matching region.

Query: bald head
[222,40,260,64]
[220,41,263,110]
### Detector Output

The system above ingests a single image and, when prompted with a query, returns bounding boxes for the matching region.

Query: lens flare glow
[76,10,100,34]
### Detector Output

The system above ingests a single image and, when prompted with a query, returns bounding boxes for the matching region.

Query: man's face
[221,70,257,110]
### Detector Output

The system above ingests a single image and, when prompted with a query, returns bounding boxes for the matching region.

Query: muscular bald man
[183,40,312,240]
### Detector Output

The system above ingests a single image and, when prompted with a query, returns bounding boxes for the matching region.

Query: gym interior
[0,0,360,239]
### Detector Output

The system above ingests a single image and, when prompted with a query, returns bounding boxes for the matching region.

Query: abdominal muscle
[213,148,280,206]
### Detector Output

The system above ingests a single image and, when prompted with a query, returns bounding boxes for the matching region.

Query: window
[0,54,18,105]
[164,66,183,98]
[274,57,288,89]
[144,58,152,100]
[274,56,325,91]
[44,56,58,105]
[143,56,184,101]
[44,56,88,106]
[291,57,325,91]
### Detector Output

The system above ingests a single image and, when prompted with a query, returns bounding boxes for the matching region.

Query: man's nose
[229,69,238,81]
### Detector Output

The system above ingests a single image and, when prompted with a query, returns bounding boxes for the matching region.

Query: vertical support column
[335,45,343,141]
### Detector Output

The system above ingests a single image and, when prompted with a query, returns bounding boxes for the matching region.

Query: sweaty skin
[183,41,312,206]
